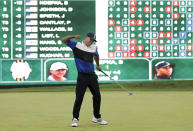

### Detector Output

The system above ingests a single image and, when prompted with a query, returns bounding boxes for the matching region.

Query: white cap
[50,62,68,71]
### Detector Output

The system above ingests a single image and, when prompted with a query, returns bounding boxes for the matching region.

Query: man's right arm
[61,35,81,44]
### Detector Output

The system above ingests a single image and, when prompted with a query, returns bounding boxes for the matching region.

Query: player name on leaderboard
[108,0,193,58]
[0,0,73,59]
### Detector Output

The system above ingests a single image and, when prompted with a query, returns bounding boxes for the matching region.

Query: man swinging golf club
[61,33,108,127]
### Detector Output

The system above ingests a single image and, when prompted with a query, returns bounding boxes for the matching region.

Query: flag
[26,53,38,58]
[26,33,38,39]
[26,26,38,32]
[26,46,38,52]
[26,0,38,6]
[26,7,38,12]
[26,13,38,19]
[26,20,38,25]
[26,40,38,46]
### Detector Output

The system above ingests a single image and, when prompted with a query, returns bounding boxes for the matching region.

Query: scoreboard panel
[108,0,193,58]
[0,0,95,59]
[0,0,97,84]
[107,0,193,82]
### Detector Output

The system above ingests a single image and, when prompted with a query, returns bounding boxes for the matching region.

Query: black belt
[78,72,95,76]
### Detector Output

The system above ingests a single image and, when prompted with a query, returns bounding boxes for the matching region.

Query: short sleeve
[67,40,77,50]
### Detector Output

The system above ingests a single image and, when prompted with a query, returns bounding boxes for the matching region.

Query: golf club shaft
[100,70,132,93]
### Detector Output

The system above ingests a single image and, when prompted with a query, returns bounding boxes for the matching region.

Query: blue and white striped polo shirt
[67,40,99,74]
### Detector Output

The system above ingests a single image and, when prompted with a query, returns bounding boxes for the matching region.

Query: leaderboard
[108,0,193,58]
[0,0,95,59]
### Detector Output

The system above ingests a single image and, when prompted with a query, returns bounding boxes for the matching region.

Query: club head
[128,93,133,96]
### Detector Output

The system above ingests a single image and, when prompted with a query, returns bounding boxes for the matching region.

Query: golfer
[61,33,108,127]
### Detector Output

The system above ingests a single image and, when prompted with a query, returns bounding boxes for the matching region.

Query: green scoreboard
[0,0,193,85]
[107,0,193,81]
[0,0,96,85]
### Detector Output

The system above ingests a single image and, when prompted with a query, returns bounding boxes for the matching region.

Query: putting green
[0,91,193,131]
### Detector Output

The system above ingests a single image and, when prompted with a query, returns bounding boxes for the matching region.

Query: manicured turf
[1,80,193,92]
[0,90,193,131]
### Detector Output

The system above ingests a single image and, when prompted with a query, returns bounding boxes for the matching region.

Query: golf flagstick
[100,70,133,95]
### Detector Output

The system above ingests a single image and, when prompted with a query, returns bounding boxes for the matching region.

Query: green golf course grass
[0,81,193,131]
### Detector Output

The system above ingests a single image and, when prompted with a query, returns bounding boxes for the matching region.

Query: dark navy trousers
[73,72,101,119]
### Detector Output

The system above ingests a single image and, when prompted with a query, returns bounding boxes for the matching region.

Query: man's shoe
[71,118,78,127]
[92,117,108,125]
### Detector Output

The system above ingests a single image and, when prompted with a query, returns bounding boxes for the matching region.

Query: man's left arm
[94,55,102,71]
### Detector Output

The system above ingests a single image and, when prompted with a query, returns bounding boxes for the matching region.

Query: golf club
[100,70,133,96]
